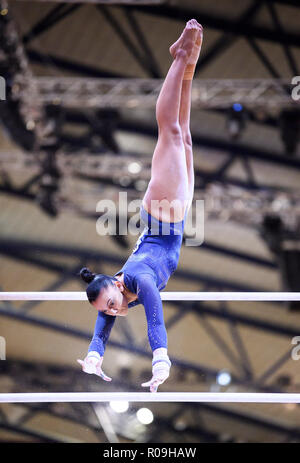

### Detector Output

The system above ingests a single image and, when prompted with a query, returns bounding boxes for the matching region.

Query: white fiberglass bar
[1,392,300,403]
[0,292,300,301]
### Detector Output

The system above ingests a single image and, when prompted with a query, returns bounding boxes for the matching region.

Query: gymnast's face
[92,281,129,317]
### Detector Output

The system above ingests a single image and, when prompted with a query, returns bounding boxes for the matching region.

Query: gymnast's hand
[77,351,112,381]
[141,348,171,393]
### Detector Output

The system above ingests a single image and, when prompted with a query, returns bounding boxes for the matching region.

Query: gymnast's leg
[177,25,203,212]
[142,20,199,223]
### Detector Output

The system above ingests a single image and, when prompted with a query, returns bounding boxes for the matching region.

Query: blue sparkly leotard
[88,205,187,356]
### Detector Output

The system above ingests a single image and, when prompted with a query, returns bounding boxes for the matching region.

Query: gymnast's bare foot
[170,19,203,64]
[169,19,199,61]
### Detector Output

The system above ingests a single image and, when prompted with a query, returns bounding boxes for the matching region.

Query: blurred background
[0,0,300,443]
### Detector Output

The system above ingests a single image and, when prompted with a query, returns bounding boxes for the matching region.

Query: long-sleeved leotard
[88,205,187,357]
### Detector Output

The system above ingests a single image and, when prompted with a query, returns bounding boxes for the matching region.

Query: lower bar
[1,392,300,403]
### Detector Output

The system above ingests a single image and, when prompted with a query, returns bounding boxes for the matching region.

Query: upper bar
[0,292,300,301]
[1,392,300,403]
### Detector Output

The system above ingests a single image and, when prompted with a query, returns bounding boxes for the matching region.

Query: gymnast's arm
[89,311,116,356]
[77,311,116,381]
[133,273,172,392]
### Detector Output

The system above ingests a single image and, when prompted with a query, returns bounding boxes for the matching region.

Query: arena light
[136,408,154,424]
[109,400,129,413]
[216,370,232,386]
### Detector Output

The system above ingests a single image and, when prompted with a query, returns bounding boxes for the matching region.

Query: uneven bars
[1,392,300,403]
[0,292,300,301]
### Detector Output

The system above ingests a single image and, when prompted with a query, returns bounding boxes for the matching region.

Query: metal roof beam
[129,5,300,47]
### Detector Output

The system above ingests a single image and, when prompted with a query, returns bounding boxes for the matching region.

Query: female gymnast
[78,19,203,393]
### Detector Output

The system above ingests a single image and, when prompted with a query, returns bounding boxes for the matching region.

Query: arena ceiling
[0,0,300,443]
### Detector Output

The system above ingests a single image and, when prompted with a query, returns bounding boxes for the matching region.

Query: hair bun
[79,267,96,284]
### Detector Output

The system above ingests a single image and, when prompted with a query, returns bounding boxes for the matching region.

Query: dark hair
[79,267,117,303]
